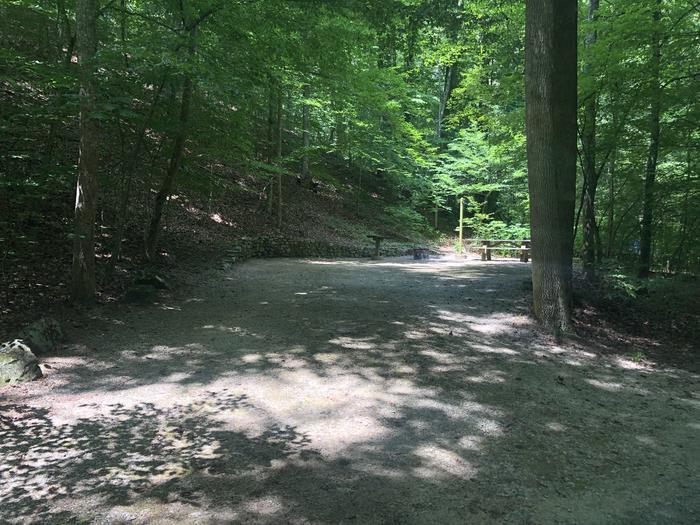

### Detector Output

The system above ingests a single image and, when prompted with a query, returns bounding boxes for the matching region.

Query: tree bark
[638,2,662,278]
[110,78,166,269]
[57,0,75,65]
[356,169,362,217]
[144,27,195,261]
[301,82,311,182]
[276,85,283,229]
[267,81,275,215]
[671,147,692,269]
[437,64,460,139]
[581,0,599,280]
[70,0,99,303]
[525,0,578,333]
[606,146,617,258]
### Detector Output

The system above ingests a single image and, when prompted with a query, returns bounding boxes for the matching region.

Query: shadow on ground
[2,257,699,524]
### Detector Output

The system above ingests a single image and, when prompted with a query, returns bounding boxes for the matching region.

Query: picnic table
[465,239,531,262]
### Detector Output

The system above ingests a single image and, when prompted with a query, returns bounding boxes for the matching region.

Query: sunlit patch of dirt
[2,257,698,524]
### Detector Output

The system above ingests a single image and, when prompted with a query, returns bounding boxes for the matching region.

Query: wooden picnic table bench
[465,239,531,262]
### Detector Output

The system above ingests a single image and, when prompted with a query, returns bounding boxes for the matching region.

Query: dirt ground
[1,255,699,524]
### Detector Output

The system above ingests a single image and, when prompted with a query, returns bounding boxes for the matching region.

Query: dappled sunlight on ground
[2,256,699,523]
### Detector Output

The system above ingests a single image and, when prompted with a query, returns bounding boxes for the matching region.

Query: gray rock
[18,317,65,355]
[0,340,42,385]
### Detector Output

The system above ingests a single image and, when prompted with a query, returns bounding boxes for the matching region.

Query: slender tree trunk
[144,28,195,261]
[639,1,662,278]
[301,83,311,182]
[437,65,460,139]
[672,147,692,269]
[356,169,361,216]
[110,78,166,269]
[57,0,75,65]
[71,0,99,303]
[276,85,283,229]
[119,0,128,67]
[267,81,275,215]
[581,0,599,280]
[606,147,617,257]
[525,0,578,333]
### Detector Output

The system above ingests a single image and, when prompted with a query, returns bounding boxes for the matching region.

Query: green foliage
[384,204,432,236]
[1,0,699,279]
[602,269,641,301]
[464,218,530,241]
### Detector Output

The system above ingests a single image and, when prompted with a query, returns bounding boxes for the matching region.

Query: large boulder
[17,317,65,355]
[0,340,42,385]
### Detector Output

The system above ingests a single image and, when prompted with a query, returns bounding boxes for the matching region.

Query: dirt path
[2,256,699,524]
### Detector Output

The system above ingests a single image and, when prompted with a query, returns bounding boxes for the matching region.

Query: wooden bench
[466,239,530,262]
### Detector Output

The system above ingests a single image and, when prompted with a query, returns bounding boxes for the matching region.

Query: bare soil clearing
[2,256,699,524]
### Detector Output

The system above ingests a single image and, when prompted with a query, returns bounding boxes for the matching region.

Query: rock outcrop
[0,340,42,384]
[17,317,65,355]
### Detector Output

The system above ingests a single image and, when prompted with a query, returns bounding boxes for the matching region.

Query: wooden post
[520,241,530,263]
[458,197,464,254]
[434,197,438,229]
[481,240,492,261]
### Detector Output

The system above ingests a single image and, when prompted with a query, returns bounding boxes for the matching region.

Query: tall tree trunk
[276,85,283,229]
[525,0,578,333]
[671,145,692,269]
[581,0,599,280]
[144,28,195,261]
[301,83,311,182]
[437,64,460,139]
[638,2,662,278]
[606,146,617,257]
[356,169,361,217]
[57,0,75,65]
[110,78,166,269]
[71,0,99,303]
[267,81,275,215]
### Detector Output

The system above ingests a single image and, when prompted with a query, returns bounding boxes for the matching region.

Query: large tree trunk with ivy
[144,29,195,262]
[70,0,99,303]
[639,2,662,278]
[525,0,578,333]
[581,0,599,280]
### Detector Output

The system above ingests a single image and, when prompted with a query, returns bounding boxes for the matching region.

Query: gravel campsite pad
[2,256,699,524]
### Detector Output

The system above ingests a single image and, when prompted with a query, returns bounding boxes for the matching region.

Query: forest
[1,0,699,523]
